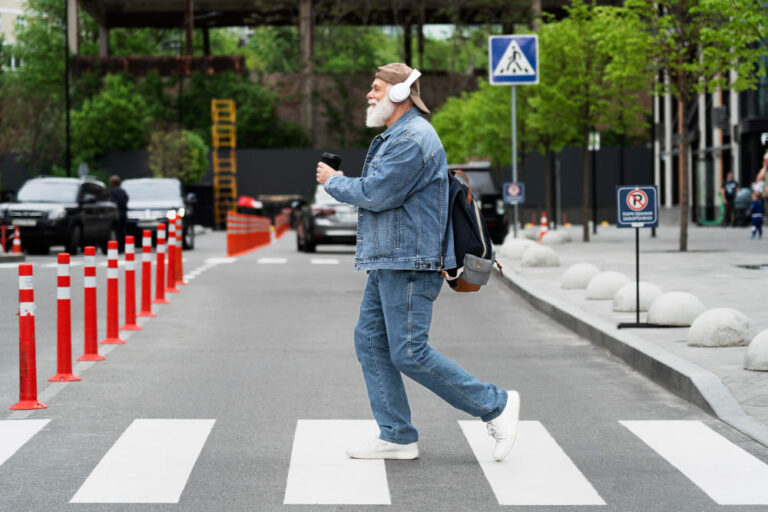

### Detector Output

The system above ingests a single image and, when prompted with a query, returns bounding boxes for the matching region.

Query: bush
[148,129,209,184]
[71,74,150,165]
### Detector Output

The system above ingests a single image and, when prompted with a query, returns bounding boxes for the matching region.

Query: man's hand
[316,162,343,185]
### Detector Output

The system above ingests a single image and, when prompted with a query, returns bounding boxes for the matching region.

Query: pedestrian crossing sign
[488,35,539,85]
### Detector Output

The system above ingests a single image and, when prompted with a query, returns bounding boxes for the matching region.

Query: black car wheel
[100,225,117,255]
[304,238,316,253]
[296,224,305,251]
[67,225,82,255]
[183,224,195,250]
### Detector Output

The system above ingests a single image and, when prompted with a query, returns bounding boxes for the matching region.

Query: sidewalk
[496,219,768,447]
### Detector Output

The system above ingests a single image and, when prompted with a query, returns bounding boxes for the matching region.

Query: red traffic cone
[538,212,549,243]
[12,226,22,254]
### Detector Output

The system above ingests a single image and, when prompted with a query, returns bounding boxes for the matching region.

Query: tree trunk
[679,97,689,251]
[582,132,591,242]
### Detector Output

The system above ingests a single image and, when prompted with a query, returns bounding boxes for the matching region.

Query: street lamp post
[64,3,71,177]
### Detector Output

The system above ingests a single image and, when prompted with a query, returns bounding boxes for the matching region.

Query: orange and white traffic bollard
[10,264,47,410]
[175,216,187,285]
[77,246,105,361]
[538,212,549,243]
[12,226,22,254]
[138,230,156,317]
[49,254,80,382]
[120,236,141,331]
[166,215,179,293]
[153,223,169,305]
[100,241,124,344]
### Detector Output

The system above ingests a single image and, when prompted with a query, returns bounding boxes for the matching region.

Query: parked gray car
[296,185,357,253]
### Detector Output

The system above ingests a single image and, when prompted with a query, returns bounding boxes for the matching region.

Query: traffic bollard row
[9,223,190,410]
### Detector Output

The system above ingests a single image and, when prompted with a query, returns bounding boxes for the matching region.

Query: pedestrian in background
[316,63,520,462]
[108,175,128,251]
[750,191,764,240]
[721,172,739,227]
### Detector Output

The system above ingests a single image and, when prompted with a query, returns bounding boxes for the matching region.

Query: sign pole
[511,85,518,238]
[635,227,640,325]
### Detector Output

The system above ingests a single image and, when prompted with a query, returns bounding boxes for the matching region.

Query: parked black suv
[448,164,509,245]
[0,177,119,255]
[122,178,195,249]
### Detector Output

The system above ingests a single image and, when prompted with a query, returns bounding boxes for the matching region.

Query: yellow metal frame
[211,98,238,225]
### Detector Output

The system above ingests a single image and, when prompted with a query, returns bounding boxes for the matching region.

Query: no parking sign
[503,182,525,204]
[617,186,658,228]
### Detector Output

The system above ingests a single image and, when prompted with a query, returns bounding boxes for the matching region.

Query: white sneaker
[486,390,520,461]
[346,437,419,460]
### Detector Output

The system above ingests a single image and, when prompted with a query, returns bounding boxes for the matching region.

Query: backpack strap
[452,169,473,203]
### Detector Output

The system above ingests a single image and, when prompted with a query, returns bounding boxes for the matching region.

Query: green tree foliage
[432,79,512,166]
[623,0,766,251]
[148,129,209,184]
[530,1,651,242]
[181,71,309,148]
[71,75,151,165]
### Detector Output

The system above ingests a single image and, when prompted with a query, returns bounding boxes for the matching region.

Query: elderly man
[316,63,520,462]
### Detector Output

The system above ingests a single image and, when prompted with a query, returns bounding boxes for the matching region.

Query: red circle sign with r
[627,190,648,211]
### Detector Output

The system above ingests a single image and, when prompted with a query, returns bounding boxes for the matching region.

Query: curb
[494,267,768,448]
[0,254,25,262]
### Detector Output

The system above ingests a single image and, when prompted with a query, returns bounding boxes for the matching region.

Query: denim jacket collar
[378,107,422,141]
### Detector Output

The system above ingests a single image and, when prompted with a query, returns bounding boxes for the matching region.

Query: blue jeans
[354,269,507,444]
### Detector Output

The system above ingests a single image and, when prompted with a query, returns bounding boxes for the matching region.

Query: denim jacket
[325,108,456,271]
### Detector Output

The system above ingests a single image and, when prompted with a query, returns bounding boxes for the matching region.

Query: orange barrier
[274,213,290,239]
[227,212,271,257]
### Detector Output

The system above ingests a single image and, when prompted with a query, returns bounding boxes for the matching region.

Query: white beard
[366,96,396,128]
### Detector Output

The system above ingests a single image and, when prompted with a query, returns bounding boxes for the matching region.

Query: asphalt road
[1,231,768,511]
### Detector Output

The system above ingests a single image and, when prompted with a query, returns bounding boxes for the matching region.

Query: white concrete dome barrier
[520,245,560,267]
[687,308,750,347]
[541,231,571,245]
[522,226,539,241]
[585,271,630,300]
[500,238,537,259]
[745,330,768,371]
[612,281,663,312]
[561,263,601,290]
[646,291,705,326]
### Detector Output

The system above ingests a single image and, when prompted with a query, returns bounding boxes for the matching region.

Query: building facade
[654,47,768,223]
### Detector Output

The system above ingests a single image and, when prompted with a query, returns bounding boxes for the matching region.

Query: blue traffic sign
[617,186,658,228]
[488,35,539,85]
[503,182,525,204]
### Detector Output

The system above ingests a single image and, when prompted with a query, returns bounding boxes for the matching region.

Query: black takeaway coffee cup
[320,152,342,171]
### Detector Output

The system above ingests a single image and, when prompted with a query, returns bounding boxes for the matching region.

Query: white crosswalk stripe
[621,420,768,505]
[4,417,768,507]
[0,420,50,467]
[459,420,605,505]
[70,419,215,504]
[258,257,287,264]
[284,420,390,505]
[310,258,339,265]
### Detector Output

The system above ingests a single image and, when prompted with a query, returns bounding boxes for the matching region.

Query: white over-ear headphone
[388,69,422,103]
